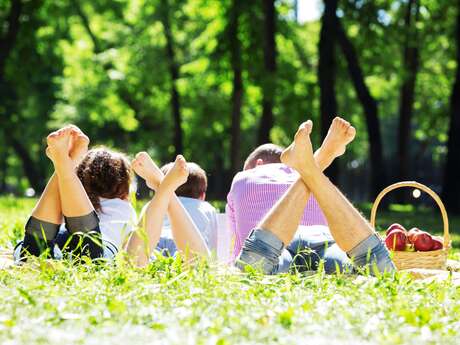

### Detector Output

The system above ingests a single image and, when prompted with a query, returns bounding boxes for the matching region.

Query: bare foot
[132,152,164,190]
[45,127,74,173]
[280,120,316,173]
[320,117,356,158]
[159,155,189,192]
[68,125,90,163]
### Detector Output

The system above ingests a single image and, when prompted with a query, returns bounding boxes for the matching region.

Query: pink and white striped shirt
[226,163,328,261]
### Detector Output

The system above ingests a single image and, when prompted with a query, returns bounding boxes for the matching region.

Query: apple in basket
[411,231,434,252]
[386,223,406,236]
[385,229,407,251]
[407,227,422,243]
[431,238,443,251]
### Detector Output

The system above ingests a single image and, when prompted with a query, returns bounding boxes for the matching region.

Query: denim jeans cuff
[236,228,284,275]
[249,228,285,251]
[347,233,382,258]
[347,233,395,274]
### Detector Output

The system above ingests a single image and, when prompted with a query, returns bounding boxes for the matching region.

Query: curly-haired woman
[15,125,136,261]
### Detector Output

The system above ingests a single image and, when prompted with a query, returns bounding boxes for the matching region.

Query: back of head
[243,143,284,170]
[161,162,207,200]
[76,147,131,211]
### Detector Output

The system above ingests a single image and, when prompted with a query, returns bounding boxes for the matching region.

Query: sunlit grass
[0,197,459,345]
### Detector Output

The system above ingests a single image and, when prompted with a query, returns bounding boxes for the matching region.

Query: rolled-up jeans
[237,225,395,275]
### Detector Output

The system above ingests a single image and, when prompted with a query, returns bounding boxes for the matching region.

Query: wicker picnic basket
[370,181,451,270]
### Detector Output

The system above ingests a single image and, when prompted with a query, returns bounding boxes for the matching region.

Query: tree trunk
[257,0,276,145]
[397,0,420,185]
[318,0,339,183]
[229,0,244,174]
[442,0,460,213]
[336,18,387,197]
[0,0,22,74]
[159,0,183,156]
[5,133,46,192]
[0,0,47,192]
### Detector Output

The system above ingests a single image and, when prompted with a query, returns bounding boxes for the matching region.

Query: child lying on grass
[126,153,209,266]
[15,125,136,261]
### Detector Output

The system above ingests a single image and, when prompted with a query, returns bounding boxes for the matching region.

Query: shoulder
[229,163,297,189]
[180,197,217,214]
[99,198,136,218]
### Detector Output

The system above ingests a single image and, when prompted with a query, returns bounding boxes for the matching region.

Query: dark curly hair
[76,147,132,212]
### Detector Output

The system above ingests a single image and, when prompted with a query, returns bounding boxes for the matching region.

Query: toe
[47,132,59,143]
[347,126,356,138]
[136,152,147,160]
[297,120,313,135]
[304,120,313,134]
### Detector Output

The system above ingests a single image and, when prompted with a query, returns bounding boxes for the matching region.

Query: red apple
[412,232,433,251]
[431,238,443,251]
[386,223,406,236]
[407,228,422,243]
[385,229,407,251]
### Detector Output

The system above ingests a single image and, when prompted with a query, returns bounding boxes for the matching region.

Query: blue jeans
[156,237,177,257]
[237,227,395,275]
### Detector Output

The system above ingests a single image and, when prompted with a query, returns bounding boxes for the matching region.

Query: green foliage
[0,0,458,199]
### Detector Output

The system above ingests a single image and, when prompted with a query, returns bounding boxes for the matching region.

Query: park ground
[0,197,459,345]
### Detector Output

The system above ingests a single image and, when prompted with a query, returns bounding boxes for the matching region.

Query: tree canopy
[1,0,459,211]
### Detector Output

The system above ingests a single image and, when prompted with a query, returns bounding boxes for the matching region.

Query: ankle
[55,166,77,181]
[146,179,160,191]
[314,147,335,169]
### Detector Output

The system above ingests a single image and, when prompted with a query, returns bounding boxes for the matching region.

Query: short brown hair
[76,147,132,212]
[161,162,207,199]
[243,143,284,170]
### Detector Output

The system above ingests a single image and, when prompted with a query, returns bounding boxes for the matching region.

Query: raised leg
[21,125,94,259]
[28,125,90,226]
[132,152,209,257]
[47,127,94,217]
[46,126,102,259]
[21,173,63,258]
[281,120,394,273]
[30,174,62,225]
[259,117,356,245]
[127,155,194,267]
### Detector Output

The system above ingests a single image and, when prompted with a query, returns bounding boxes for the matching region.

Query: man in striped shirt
[227,118,357,272]
[236,118,395,275]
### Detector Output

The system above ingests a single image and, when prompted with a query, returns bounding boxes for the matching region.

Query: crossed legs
[127,154,209,267]
[20,126,103,260]
[259,117,356,245]
[238,118,395,274]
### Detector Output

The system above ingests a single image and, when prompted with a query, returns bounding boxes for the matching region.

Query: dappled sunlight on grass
[0,197,459,344]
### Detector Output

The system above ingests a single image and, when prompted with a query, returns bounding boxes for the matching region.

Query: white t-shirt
[160,197,219,252]
[98,198,137,253]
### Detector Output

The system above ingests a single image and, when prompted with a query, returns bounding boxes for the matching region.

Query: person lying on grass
[15,125,136,261]
[159,161,219,254]
[126,153,209,267]
[227,118,358,272]
[237,118,396,275]
[227,144,327,262]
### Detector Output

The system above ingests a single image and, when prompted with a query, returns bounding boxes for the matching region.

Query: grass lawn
[0,197,459,344]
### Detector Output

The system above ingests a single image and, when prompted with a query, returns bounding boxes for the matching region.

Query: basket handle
[370,181,450,248]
